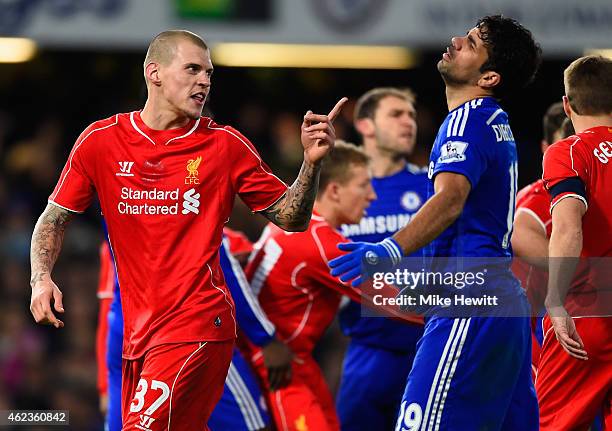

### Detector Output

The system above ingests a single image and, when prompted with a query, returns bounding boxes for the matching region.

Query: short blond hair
[318,141,370,195]
[143,30,208,82]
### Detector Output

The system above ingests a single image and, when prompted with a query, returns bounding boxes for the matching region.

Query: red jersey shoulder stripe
[311,217,346,264]
[205,118,288,188]
[49,114,119,210]
[568,137,582,177]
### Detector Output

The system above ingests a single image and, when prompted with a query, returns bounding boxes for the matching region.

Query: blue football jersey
[341,163,428,244]
[395,98,536,431]
[339,164,428,351]
[427,97,518,259]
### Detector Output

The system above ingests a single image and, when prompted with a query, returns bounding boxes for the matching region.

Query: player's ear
[355,118,375,138]
[562,95,573,120]
[326,181,342,202]
[478,70,501,91]
[145,62,162,87]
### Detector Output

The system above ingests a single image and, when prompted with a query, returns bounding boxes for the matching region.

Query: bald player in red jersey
[511,103,573,377]
[538,55,612,431]
[244,142,376,431]
[29,29,346,430]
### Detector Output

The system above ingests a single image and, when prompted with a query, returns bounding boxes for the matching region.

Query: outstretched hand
[301,97,348,164]
[329,238,403,287]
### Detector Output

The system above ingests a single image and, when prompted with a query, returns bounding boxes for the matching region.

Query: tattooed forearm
[30,204,74,286]
[262,160,320,231]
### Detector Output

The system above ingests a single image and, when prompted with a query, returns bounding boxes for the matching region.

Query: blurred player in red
[539,55,612,430]
[96,241,116,416]
[29,29,346,430]
[511,102,573,377]
[223,227,255,266]
[244,142,376,431]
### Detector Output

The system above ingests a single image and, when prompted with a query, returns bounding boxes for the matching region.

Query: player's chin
[185,107,203,120]
[346,210,366,225]
[437,60,448,74]
[394,143,412,156]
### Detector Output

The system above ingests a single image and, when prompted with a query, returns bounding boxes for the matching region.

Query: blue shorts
[337,342,416,431]
[395,316,538,431]
[208,348,269,431]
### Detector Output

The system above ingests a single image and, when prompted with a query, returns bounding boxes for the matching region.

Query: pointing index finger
[327,97,348,123]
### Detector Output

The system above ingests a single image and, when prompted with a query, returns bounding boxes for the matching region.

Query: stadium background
[0,0,610,429]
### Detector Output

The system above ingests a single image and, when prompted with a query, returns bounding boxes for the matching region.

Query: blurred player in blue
[101,227,290,431]
[336,87,427,430]
[330,15,541,430]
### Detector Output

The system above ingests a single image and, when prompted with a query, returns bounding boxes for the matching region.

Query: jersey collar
[130,111,200,146]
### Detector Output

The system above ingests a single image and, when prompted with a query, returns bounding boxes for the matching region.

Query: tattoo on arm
[30,204,74,286]
[262,160,320,231]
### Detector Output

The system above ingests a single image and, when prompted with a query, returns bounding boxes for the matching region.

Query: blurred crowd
[0,48,565,429]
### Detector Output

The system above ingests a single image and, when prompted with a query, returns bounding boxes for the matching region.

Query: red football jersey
[245,214,361,356]
[512,179,551,309]
[542,126,612,316]
[543,127,612,257]
[50,112,287,358]
[515,179,552,238]
[223,227,254,256]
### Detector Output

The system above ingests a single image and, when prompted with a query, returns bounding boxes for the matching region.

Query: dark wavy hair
[477,15,542,99]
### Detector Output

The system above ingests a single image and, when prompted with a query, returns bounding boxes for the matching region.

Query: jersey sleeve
[310,224,424,325]
[542,137,589,211]
[515,184,551,236]
[223,227,254,256]
[49,123,99,212]
[225,126,288,212]
[219,237,276,346]
[431,110,494,188]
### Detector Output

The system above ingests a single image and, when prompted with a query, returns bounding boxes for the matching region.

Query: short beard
[438,63,469,87]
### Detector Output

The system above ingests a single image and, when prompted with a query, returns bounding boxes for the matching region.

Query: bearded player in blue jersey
[330,16,541,430]
[336,87,428,431]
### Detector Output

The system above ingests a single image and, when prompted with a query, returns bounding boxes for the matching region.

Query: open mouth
[443,46,452,60]
[191,93,206,104]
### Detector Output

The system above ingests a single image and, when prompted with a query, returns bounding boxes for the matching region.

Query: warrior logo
[117,161,134,177]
